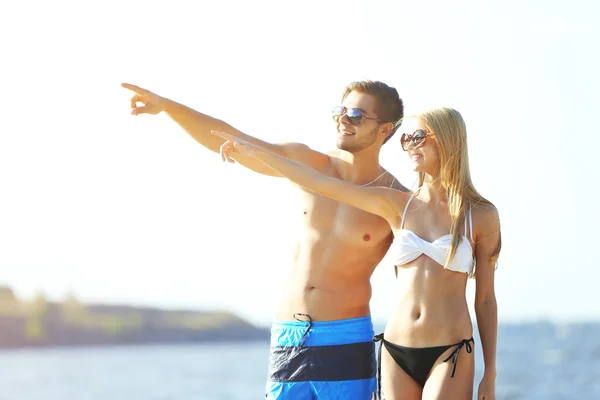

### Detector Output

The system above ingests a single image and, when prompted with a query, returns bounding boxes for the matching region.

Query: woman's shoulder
[470,200,501,234]
[472,201,499,217]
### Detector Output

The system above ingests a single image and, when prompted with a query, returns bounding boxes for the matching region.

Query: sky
[1,0,598,327]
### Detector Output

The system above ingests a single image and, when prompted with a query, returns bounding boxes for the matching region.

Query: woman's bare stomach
[384,261,473,347]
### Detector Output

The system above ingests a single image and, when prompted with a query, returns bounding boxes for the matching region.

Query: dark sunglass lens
[349,116,363,125]
[346,108,364,126]
[413,130,427,145]
[332,106,345,121]
[346,108,363,117]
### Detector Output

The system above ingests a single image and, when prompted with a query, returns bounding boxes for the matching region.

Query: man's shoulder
[385,172,409,192]
[280,142,331,170]
[325,149,342,160]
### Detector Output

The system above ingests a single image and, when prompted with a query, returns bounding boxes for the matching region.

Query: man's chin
[335,137,357,151]
[335,139,348,151]
[336,144,355,152]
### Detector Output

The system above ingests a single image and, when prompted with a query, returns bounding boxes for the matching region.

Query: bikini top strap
[400,193,416,229]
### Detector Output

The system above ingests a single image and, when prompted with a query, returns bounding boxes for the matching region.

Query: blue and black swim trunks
[266,314,377,399]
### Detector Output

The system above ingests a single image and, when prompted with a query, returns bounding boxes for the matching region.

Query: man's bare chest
[298,191,392,246]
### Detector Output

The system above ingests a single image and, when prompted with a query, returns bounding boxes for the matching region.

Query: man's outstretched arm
[122,83,328,176]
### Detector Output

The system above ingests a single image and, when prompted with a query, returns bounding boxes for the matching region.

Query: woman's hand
[211,130,258,163]
[477,374,496,400]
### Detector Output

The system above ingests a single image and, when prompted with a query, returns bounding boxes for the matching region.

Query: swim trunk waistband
[270,315,374,347]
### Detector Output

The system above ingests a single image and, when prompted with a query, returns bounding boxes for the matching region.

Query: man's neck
[334,147,384,185]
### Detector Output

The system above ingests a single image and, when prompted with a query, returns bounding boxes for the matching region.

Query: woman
[212,107,500,400]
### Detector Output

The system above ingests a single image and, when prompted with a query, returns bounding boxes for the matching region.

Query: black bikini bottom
[373,334,474,396]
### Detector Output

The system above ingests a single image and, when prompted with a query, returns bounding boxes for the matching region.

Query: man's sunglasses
[400,129,432,151]
[332,106,385,126]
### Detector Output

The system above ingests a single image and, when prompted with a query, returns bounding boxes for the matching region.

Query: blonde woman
[212,107,500,400]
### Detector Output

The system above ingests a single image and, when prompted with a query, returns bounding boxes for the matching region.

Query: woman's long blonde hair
[413,107,501,277]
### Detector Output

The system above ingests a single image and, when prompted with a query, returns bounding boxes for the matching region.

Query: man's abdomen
[275,240,380,322]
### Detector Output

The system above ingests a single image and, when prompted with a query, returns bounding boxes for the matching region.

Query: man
[122,80,406,399]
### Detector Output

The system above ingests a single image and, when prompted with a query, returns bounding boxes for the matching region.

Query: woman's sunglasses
[400,129,432,151]
[332,106,384,126]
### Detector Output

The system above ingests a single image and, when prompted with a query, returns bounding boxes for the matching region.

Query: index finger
[121,82,148,94]
[211,130,236,141]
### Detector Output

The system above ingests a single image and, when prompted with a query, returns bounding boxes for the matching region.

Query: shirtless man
[122,80,406,399]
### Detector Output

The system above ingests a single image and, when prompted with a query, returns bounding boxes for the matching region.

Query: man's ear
[379,122,394,139]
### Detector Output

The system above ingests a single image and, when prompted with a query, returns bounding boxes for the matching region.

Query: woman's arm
[212,130,406,224]
[473,205,501,399]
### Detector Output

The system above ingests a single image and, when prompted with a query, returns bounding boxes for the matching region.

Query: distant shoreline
[0,287,270,349]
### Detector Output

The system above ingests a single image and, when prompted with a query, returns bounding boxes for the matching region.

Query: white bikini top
[390,194,475,276]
